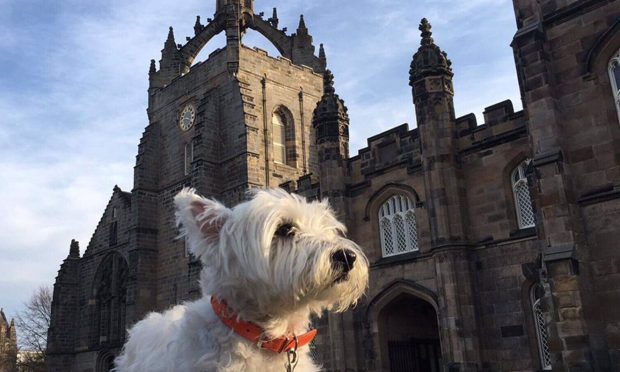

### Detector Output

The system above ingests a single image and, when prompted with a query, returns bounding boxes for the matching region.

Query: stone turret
[409,18,453,86]
[410,19,482,371]
[311,68,350,369]
[409,18,461,244]
[313,70,349,159]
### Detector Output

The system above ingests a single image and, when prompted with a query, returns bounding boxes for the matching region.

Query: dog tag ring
[285,336,299,372]
[285,349,298,372]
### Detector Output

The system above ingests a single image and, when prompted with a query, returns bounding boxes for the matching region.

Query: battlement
[456,99,527,153]
[241,45,321,76]
[348,123,422,184]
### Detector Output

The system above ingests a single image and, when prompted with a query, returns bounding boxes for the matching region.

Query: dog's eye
[275,223,295,238]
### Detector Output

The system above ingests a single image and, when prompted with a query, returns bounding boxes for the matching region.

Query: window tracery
[378,195,418,257]
[94,253,128,346]
[512,160,535,229]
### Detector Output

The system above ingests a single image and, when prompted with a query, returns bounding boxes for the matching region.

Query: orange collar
[210,297,317,353]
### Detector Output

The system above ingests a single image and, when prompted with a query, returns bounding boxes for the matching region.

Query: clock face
[179,104,196,131]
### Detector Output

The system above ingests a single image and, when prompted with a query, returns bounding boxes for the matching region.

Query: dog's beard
[267,237,368,314]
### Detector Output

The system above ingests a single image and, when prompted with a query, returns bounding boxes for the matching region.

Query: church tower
[48,1,328,370]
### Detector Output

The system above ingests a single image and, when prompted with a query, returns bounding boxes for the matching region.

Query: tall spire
[313,69,349,149]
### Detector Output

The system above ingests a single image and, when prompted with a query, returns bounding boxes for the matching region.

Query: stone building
[0,309,17,371]
[47,0,620,371]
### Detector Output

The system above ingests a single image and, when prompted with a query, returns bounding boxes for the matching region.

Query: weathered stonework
[0,309,17,371]
[48,1,620,371]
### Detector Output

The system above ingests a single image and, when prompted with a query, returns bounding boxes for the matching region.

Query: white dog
[114,188,368,372]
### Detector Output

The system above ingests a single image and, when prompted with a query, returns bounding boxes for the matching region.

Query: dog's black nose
[331,249,357,272]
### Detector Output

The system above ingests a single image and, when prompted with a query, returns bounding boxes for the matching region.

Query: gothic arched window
[272,107,296,166]
[512,160,535,229]
[531,284,552,370]
[609,48,620,124]
[378,194,418,257]
[272,111,286,164]
[93,253,128,347]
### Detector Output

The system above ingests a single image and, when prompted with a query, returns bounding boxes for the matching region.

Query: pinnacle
[323,69,335,95]
[297,14,307,32]
[70,239,80,258]
[269,7,279,28]
[165,26,177,49]
[419,18,433,46]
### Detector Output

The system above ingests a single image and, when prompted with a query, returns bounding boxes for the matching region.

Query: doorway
[379,294,442,372]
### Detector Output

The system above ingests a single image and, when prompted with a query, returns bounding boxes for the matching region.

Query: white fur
[114,188,368,372]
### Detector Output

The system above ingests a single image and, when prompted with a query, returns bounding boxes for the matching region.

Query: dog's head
[174,188,368,329]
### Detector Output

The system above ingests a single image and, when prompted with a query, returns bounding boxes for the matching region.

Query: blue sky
[0,0,520,319]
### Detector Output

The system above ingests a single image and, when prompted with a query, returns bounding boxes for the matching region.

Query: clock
[179,104,196,131]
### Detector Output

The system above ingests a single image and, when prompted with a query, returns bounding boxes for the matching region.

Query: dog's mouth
[330,249,356,285]
[332,271,349,285]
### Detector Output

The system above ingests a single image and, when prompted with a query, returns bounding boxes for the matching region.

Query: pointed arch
[180,17,227,67]
[366,280,442,371]
[363,183,421,221]
[366,280,439,323]
[247,16,292,58]
[584,18,620,75]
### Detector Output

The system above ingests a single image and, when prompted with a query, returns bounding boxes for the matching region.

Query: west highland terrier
[114,188,368,371]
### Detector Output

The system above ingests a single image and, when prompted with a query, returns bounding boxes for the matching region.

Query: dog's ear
[174,188,230,258]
